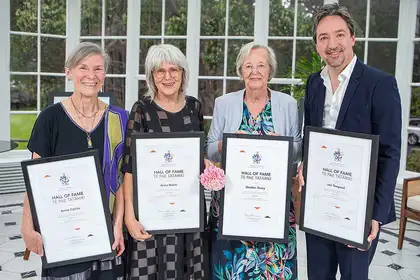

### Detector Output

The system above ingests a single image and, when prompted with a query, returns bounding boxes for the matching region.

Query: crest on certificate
[164,150,174,163]
[333,149,343,162]
[252,151,262,164]
[59,173,70,186]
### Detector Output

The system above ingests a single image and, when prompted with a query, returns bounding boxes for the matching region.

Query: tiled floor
[0,192,419,280]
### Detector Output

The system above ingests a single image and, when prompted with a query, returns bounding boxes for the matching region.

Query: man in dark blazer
[297,3,402,280]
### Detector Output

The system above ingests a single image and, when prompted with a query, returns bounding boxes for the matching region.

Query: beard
[324,47,346,68]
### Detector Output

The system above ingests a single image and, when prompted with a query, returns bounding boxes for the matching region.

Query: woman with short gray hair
[122,44,209,279]
[22,41,128,280]
[206,41,302,279]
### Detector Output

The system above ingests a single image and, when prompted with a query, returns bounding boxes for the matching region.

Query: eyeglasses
[153,67,182,80]
[242,64,267,75]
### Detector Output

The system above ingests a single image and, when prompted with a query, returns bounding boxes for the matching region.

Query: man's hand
[348,220,380,251]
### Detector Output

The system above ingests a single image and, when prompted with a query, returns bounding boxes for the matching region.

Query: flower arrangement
[200,165,225,191]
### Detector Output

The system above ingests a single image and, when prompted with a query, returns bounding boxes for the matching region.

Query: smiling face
[153,62,183,98]
[316,15,355,72]
[66,54,105,97]
[241,48,270,91]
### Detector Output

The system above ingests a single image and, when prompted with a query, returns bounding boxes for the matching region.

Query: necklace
[70,98,100,148]
[70,97,99,118]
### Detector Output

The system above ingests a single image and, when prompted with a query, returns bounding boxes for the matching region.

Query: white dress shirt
[321,55,358,129]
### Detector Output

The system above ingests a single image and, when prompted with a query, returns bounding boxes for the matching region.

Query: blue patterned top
[239,99,274,135]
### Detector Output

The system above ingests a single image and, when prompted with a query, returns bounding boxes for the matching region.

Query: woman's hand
[22,230,43,256]
[125,217,152,241]
[267,132,280,136]
[236,130,248,134]
[112,224,125,256]
[204,159,215,169]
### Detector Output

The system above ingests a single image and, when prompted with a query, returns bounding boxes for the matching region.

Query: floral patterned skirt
[209,200,297,280]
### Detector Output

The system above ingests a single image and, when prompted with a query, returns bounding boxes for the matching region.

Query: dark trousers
[306,231,380,280]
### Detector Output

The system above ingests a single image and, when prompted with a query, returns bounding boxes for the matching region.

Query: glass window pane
[104,77,125,108]
[81,0,102,36]
[227,39,252,77]
[105,0,127,36]
[269,39,293,78]
[165,0,187,35]
[201,0,226,36]
[106,39,127,74]
[41,0,66,35]
[139,39,161,74]
[354,41,365,62]
[11,0,37,33]
[138,80,148,101]
[10,75,37,111]
[367,42,397,76]
[10,35,37,72]
[410,86,420,123]
[199,40,225,76]
[412,42,420,83]
[198,79,223,116]
[40,76,65,109]
[11,114,37,150]
[340,0,366,37]
[407,148,420,173]
[407,89,420,172]
[140,0,162,35]
[295,40,316,67]
[164,39,186,55]
[297,0,323,37]
[269,84,292,96]
[228,0,254,36]
[226,80,243,93]
[369,0,399,38]
[269,0,295,37]
[41,37,66,73]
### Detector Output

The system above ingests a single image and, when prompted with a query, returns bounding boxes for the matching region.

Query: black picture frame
[131,131,205,235]
[299,126,379,250]
[47,92,116,106]
[21,150,115,269]
[218,133,294,243]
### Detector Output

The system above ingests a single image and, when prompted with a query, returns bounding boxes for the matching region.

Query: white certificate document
[221,137,290,240]
[135,137,201,231]
[303,131,372,244]
[26,156,113,265]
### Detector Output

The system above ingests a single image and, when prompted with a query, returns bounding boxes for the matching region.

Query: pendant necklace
[71,97,99,148]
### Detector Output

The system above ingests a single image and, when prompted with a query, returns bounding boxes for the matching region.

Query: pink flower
[200,165,225,191]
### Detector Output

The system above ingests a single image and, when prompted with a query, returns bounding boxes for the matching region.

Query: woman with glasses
[206,42,302,280]
[122,44,210,279]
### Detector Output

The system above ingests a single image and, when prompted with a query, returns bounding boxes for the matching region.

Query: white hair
[65,42,110,72]
[236,42,277,80]
[144,44,189,100]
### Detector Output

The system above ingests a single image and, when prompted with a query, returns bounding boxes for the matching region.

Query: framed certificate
[219,133,294,243]
[131,132,205,234]
[299,126,379,250]
[21,150,115,269]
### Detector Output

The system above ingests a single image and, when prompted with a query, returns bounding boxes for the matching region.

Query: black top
[122,96,204,174]
[27,103,105,163]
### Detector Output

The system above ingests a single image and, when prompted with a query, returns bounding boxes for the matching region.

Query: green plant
[283,51,325,106]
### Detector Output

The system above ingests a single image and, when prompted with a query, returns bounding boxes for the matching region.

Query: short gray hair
[144,44,189,100]
[236,42,277,81]
[65,42,111,71]
[312,3,355,43]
